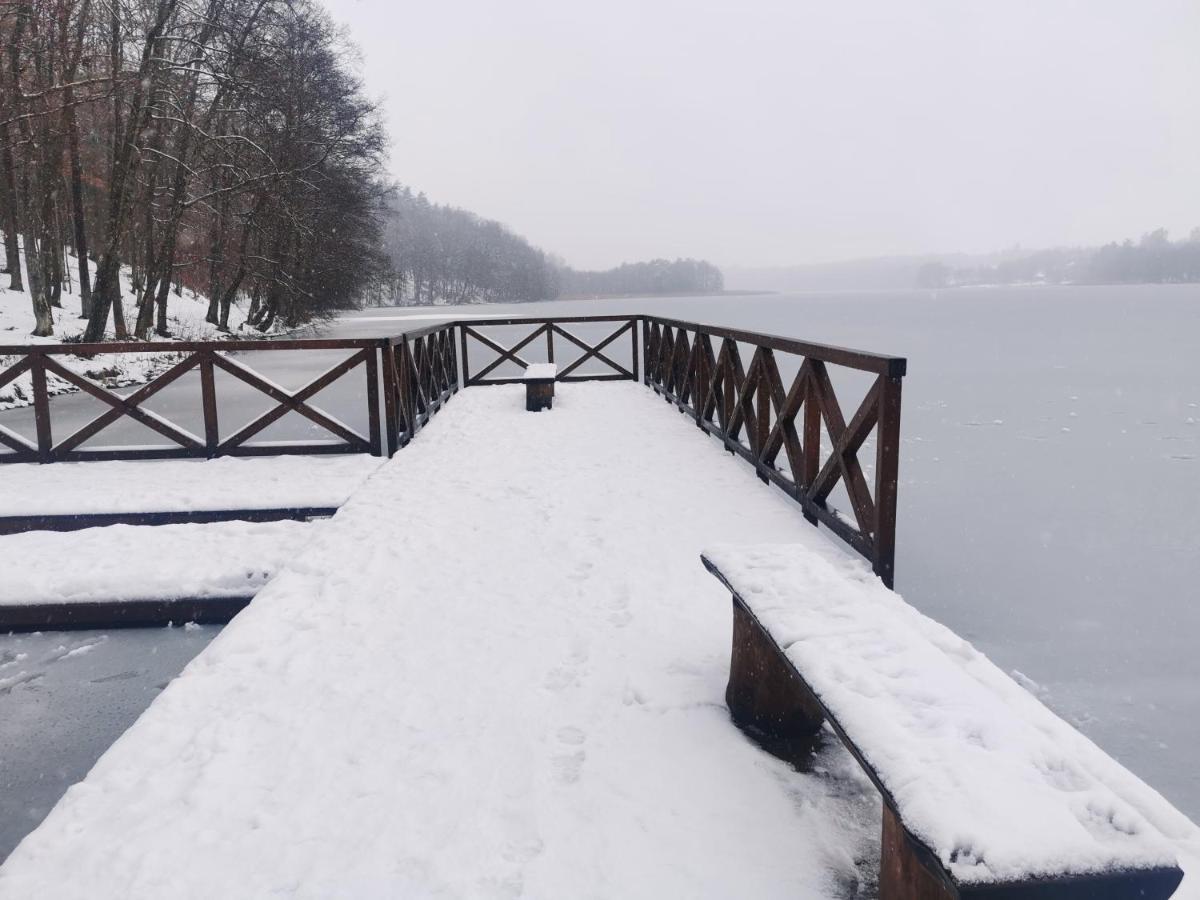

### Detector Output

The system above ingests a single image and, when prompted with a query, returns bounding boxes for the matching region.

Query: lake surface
[1,283,1196,851]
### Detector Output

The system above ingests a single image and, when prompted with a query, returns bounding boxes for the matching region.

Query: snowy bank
[0,521,314,606]
[0,249,267,411]
[0,455,384,517]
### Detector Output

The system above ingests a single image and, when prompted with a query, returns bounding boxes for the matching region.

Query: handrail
[1,316,905,585]
[642,315,905,587]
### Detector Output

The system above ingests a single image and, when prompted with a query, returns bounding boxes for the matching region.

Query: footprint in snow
[552,750,586,785]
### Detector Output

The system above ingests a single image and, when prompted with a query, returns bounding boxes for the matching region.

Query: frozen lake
[1,283,1197,859]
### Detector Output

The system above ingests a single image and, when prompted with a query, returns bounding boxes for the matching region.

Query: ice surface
[0,383,883,898]
[0,521,315,605]
[0,455,384,517]
[704,544,1200,886]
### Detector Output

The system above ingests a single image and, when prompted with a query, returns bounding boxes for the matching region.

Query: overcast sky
[321,0,1200,270]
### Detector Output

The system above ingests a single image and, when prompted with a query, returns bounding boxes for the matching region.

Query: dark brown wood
[526,378,554,412]
[641,315,906,376]
[726,595,825,741]
[382,339,401,456]
[0,506,337,536]
[881,804,958,900]
[213,351,369,452]
[53,353,203,454]
[874,374,903,588]
[365,346,382,457]
[30,352,53,463]
[644,317,905,585]
[461,318,639,386]
[0,596,253,632]
[199,351,220,455]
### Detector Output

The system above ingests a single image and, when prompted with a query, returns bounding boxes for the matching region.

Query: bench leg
[726,596,825,742]
[526,381,554,411]
[881,804,958,900]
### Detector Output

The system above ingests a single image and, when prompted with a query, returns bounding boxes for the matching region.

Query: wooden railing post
[365,344,382,457]
[459,325,471,387]
[381,340,400,456]
[631,317,639,383]
[874,373,903,589]
[199,350,219,458]
[30,351,53,463]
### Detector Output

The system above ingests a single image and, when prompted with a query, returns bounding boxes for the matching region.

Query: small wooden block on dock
[523,363,557,411]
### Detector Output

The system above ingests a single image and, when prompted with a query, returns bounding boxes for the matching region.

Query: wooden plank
[874,374,903,588]
[641,315,906,376]
[42,356,203,452]
[0,506,337,536]
[0,596,254,632]
[365,347,382,457]
[30,353,53,463]
[200,351,219,455]
[212,351,368,451]
[0,354,32,391]
[53,353,203,454]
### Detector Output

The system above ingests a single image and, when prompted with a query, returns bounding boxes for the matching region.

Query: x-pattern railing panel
[460,316,639,386]
[643,316,905,587]
[0,339,387,463]
[1,317,903,585]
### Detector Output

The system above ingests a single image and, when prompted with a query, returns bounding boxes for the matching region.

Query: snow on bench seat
[702,543,1199,894]
[0,455,384,519]
[0,520,314,607]
[0,383,892,899]
[522,362,557,380]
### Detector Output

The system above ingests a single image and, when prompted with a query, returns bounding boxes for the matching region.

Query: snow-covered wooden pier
[1,317,1197,898]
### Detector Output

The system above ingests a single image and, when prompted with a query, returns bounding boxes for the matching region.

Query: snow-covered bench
[523,363,557,411]
[701,545,1186,900]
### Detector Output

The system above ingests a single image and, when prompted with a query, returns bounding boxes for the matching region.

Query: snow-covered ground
[0,245,267,410]
[0,455,384,517]
[3,382,1196,898]
[0,520,314,606]
[0,383,885,898]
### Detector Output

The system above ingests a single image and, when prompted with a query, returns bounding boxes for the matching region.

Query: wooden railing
[643,316,906,587]
[0,316,905,585]
[381,323,458,454]
[459,315,639,386]
[0,338,388,463]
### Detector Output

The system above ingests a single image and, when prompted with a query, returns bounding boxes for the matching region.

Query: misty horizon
[323,0,1199,272]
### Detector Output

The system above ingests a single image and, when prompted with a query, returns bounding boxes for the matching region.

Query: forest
[365,188,725,306]
[0,0,726,337]
[0,0,386,339]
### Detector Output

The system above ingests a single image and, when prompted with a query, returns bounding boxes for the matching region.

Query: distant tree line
[365,189,725,306]
[916,229,1200,289]
[557,258,724,297]
[368,188,557,305]
[0,0,386,338]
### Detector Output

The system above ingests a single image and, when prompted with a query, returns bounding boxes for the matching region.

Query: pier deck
[0,383,883,898]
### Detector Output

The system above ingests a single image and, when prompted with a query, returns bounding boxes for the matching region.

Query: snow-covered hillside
[1,245,264,410]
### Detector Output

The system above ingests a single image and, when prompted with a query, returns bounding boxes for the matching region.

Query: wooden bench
[523,363,557,411]
[701,545,1185,900]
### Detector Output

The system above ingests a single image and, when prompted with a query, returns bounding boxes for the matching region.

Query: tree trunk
[65,101,92,316]
[0,130,21,291]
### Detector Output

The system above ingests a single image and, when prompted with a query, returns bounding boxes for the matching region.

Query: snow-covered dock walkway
[0,383,880,898]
